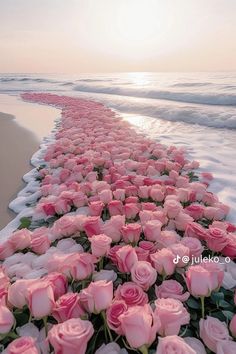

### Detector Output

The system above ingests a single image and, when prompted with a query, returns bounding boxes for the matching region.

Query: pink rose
[90,234,112,257]
[113,189,126,201]
[229,314,236,337]
[60,253,95,281]
[99,189,113,204]
[154,298,190,336]
[216,340,236,354]
[43,272,68,300]
[0,305,15,334]
[155,280,189,302]
[204,206,224,220]
[157,230,180,249]
[185,204,205,220]
[4,336,39,354]
[184,337,207,354]
[95,342,124,354]
[101,215,125,242]
[114,282,148,306]
[185,263,224,297]
[184,222,208,240]
[80,280,113,313]
[174,212,193,231]
[106,300,128,335]
[180,237,204,257]
[206,227,228,252]
[116,245,138,273]
[169,243,190,267]
[121,223,141,244]
[156,335,196,354]
[52,215,78,237]
[83,216,102,238]
[150,249,176,276]
[31,234,50,254]
[143,220,162,242]
[9,229,31,251]
[0,241,14,260]
[222,233,236,258]
[131,261,157,291]
[164,199,182,218]
[52,292,85,323]
[150,187,165,202]
[138,186,150,199]
[119,305,160,349]
[124,203,140,219]
[200,316,231,352]
[47,318,94,354]
[27,280,55,318]
[89,201,104,217]
[108,200,124,216]
[8,279,36,309]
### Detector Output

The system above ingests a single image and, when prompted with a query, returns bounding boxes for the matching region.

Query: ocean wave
[73,83,236,106]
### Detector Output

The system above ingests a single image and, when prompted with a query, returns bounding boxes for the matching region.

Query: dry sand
[0,111,39,229]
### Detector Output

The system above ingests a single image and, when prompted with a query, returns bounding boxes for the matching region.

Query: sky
[0,0,236,73]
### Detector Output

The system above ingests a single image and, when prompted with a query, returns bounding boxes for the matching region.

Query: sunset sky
[0,0,236,73]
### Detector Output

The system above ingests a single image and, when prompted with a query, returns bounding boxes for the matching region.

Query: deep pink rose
[83,217,102,238]
[108,200,124,216]
[106,300,128,335]
[43,272,68,300]
[185,204,205,220]
[52,292,85,322]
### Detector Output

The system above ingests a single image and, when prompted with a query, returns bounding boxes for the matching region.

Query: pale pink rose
[156,335,196,354]
[164,199,182,218]
[138,186,150,199]
[119,305,160,349]
[143,220,162,242]
[52,292,85,323]
[174,212,193,231]
[131,261,157,291]
[157,231,181,249]
[184,337,207,354]
[121,223,141,244]
[60,253,95,281]
[95,342,126,354]
[92,270,117,283]
[8,279,36,309]
[101,215,125,242]
[89,201,104,217]
[155,280,189,302]
[108,200,124,216]
[185,263,224,297]
[106,300,128,335]
[9,229,31,251]
[0,305,15,334]
[180,237,204,257]
[169,243,190,267]
[42,272,68,300]
[0,241,14,260]
[27,280,55,318]
[31,234,50,254]
[205,227,228,252]
[52,215,78,237]
[47,318,94,354]
[229,314,236,337]
[83,216,102,238]
[114,282,148,306]
[80,280,113,314]
[0,267,10,293]
[4,336,39,354]
[54,198,71,215]
[116,245,138,273]
[222,233,236,258]
[150,249,176,276]
[150,187,165,202]
[184,222,208,240]
[99,189,113,204]
[90,234,112,257]
[202,191,218,205]
[154,298,190,336]
[185,204,205,220]
[200,316,231,352]
[216,340,236,354]
[72,191,88,208]
[204,206,224,220]
[124,203,140,219]
[113,189,126,201]
[177,188,191,203]
[141,202,158,211]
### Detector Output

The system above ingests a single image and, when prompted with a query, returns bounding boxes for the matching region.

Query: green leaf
[211,292,224,304]
[219,299,231,308]
[222,310,234,320]
[18,217,31,230]
[186,297,201,309]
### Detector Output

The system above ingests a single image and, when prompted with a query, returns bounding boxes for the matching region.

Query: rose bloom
[101,215,125,243]
[185,263,224,298]
[95,342,126,354]
[121,223,141,244]
[80,280,113,314]
[119,304,160,349]
[83,216,102,238]
[0,305,15,334]
[185,204,205,220]
[205,227,228,252]
[216,340,236,354]
[31,234,51,254]
[8,229,31,251]
[92,269,117,283]
[89,201,104,217]
[124,203,140,219]
[99,189,113,204]
[200,316,231,352]
[155,280,189,302]
[169,243,190,267]
[27,280,55,319]
[156,335,196,354]
[150,249,176,276]
[150,187,165,202]
[106,300,128,335]
[116,245,138,273]
[184,222,208,240]
[90,234,112,257]
[222,233,236,258]
[4,336,39,354]
[108,200,124,216]
[164,199,182,218]
[154,298,190,336]
[43,272,68,300]
[180,237,204,258]
[229,314,236,337]
[174,212,193,231]
[52,292,85,323]
[51,215,78,237]
[184,337,207,354]
[113,189,126,201]
[114,282,148,306]
[8,279,36,309]
[0,241,14,260]
[131,261,157,291]
[157,231,181,249]
[48,318,94,354]
[60,253,95,281]
[143,220,162,242]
